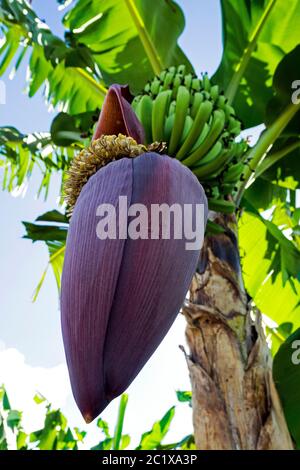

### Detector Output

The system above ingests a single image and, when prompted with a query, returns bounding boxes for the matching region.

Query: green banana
[161,70,176,91]
[176,100,213,160]
[137,94,153,144]
[192,146,236,179]
[190,92,203,119]
[217,95,226,109]
[179,115,194,146]
[164,114,175,142]
[192,141,223,166]
[151,78,161,96]
[184,73,193,89]
[224,103,235,119]
[177,64,186,75]
[228,116,241,133]
[158,70,167,82]
[144,82,151,94]
[151,90,172,142]
[192,78,201,91]
[172,73,184,99]
[206,220,225,234]
[168,100,176,116]
[168,66,177,74]
[208,198,236,213]
[131,95,140,111]
[181,109,225,166]
[132,67,246,190]
[210,84,219,101]
[202,74,211,92]
[222,162,245,183]
[132,96,143,124]
[189,123,210,151]
[168,86,190,156]
[220,182,237,195]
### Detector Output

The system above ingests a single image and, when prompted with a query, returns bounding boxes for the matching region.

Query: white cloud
[0,345,71,432]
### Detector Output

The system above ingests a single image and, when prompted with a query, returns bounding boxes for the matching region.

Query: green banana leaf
[273,328,300,448]
[259,138,300,191]
[63,0,193,92]
[244,176,287,210]
[136,406,175,450]
[1,385,194,450]
[243,45,300,209]
[0,0,107,113]
[22,210,68,300]
[213,0,300,128]
[50,110,98,146]
[0,125,73,197]
[0,0,192,113]
[239,211,300,330]
[257,45,300,191]
[266,322,293,356]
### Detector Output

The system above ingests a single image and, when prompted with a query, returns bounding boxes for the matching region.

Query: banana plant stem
[235,101,300,205]
[225,0,277,105]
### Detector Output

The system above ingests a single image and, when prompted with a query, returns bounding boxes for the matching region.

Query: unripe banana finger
[168,66,177,74]
[192,146,235,179]
[168,86,190,156]
[210,84,219,101]
[182,109,225,166]
[177,64,186,75]
[220,183,237,195]
[208,198,236,213]
[192,141,223,166]
[159,70,167,82]
[161,72,175,91]
[190,92,203,119]
[172,73,184,99]
[217,95,226,109]
[168,100,176,116]
[222,162,244,183]
[224,104,235,119]
[192,78,201,91]
[202,74,211,92]
[184,73,193,89]
[152,90,172,142]
[151,78,161,96]
[179,115,194,146]
[228,117,241,133]
[131,96,141,116]
[139,95,153,144]
[164,114,175,142]
[189,123,210,151]
[176,101,213,160]
[206,220,226,234]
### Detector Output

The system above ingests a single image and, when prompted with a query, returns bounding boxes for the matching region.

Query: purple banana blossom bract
[93,84,145,143]
[61,85,208,423]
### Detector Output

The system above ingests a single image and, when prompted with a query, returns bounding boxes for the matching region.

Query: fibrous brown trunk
[183,213,293,450]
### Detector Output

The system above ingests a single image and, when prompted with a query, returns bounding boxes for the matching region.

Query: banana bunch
[132,65,248,217]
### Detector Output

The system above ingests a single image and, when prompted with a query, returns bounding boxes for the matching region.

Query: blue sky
[0,0,223,446]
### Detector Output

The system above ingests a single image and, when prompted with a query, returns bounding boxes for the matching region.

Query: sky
[0,0,223,448]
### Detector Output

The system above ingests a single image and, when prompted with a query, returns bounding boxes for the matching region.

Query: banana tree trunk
[183,213,293,450]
